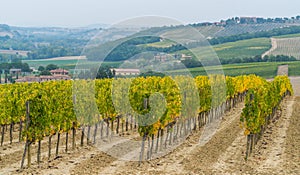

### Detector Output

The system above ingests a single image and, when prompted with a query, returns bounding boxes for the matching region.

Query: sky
[1,0,300,27]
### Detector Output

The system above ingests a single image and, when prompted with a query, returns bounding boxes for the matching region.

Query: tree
[46,64,58,71]
[96,66,114,79]
[4,70,8,83]
[38,66,45,71]
[20,63,31,72]
[181,59,202,68]
[40,70,51,75]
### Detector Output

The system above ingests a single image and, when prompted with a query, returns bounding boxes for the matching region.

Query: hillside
[191,37,271,60]
[0,24,139,61]
[158,23,296,39]
[84,21,300,63]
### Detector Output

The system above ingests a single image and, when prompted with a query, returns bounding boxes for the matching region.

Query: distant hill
[263,34,300,59]
[2,15,300,64]
[0,24,14,38]
[0,24,139,61]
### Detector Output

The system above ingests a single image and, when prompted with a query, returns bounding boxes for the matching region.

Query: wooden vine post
[1,124,4,146]
[245,93,254,160]
[19,118,23,142]
[21,101,31,169]
[72,95,76,150]
[139,98,149,165]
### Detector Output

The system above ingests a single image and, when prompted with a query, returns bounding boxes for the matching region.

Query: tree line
[208,26,300,45]
[189,16,300,27]
[181,55,297,68]
[0,62,31,72]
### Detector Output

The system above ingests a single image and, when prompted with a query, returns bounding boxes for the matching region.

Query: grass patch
[169,61,300,78]
[141,39,176,48]
[174,38,271,61]
[213,38,271,59]
[273,33,300,38]
[23,59,122,69]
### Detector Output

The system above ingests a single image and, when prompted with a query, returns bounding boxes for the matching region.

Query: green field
[174,37,271,61]
[142,33,271,60]
[23,57,300,78]
[273,33,300,38]
[170,61,300,78]
[23,59,79,67]
[23,59,122,69]
[213,38,271,59]
[141,39,176,48]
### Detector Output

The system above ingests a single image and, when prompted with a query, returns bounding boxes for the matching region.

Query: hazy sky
[1,0,300,27]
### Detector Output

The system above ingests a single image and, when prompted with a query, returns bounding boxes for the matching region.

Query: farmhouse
[180,54,192,60]
[40,75,71,82]
[15,76,37,83]
[70,69,90,75]
[15,75,71,83]
[111,68,140,76]
[9,68,22,74]
[50,69,69,75]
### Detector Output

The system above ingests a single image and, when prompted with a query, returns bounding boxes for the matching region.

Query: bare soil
[277,65,289,76]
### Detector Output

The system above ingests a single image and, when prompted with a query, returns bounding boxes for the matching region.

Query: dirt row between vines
[69,102,246,175]
[116,95,297,175]
[211,76,300,174]
[213,96,299,174]
[40,95,298,174]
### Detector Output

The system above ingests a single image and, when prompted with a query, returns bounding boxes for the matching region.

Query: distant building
[214,21,226,26]
[154,53,168,62]
[111,68,140,76]
[180,54,192,60]
[15,76,37,83]
[15,75,71,83]
[50,69,69,75]
[9,68,22,74]
[70,69,90,75]
[40,75,71,82]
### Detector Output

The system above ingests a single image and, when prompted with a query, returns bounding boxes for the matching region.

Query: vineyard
[265,37,300,59]
[0,74,296,174]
